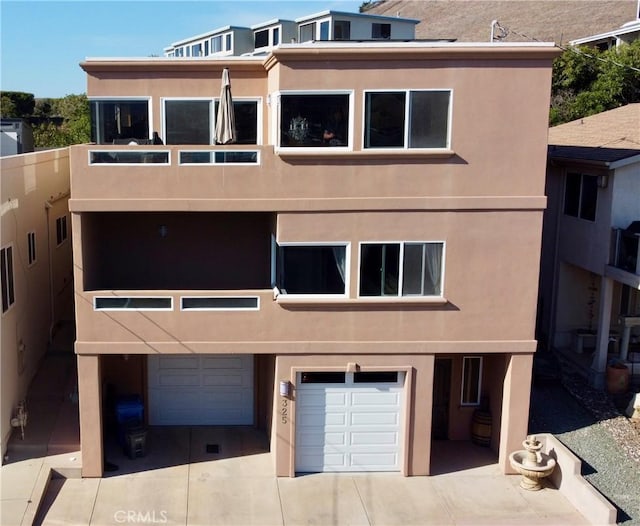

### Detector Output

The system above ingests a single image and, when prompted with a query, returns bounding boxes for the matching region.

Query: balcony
[70,144,274,205]
[611,224,640,275]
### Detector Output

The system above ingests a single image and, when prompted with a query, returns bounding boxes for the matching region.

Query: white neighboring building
[540,104,640,388]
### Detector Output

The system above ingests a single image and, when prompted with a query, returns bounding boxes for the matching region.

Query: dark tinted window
[354,372,398,383]
[301,372,346,383]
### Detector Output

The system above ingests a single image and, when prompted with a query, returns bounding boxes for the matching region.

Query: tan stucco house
[69,11,559,478]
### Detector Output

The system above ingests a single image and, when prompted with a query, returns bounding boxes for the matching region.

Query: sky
[0,0,363,98]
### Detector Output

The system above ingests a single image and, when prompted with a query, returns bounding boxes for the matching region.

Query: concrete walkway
[2,427,590,526]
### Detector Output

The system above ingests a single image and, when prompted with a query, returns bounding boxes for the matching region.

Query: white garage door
[148,354,253,425]
[295,371,404,472]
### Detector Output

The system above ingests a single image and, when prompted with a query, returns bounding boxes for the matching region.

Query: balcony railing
[612,227,640,275]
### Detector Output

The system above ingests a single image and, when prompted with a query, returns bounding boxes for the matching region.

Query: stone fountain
[508,435,556,491]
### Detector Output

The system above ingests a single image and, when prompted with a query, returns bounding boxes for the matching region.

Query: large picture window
[90,99,150,144]
[364,90,450,149]
[564,172,598,221]
[359,242,443,297]
[280,93,350,148]
[164,99,259,145]
[277,244,347,295]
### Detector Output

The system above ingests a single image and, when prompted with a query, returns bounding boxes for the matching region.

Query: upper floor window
[279,92,350,148]
[364,90,451,149]
[27,231,36,266]
[299,19,330,42]
[1,245,15,313]
[255,29,269,48]
[191,43,202,57]
[212,35,223,53]
[56,216,68,246]
[277,243,348,296]
[564,172,598,221]
[164,99,259,145]
[372,23,391,39]
[90,99,150,144]
[333,20,351,40]
[461,356,483,405]
[359,242,444,297]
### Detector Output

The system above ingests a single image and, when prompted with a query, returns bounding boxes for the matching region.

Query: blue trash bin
[115,395,143,446]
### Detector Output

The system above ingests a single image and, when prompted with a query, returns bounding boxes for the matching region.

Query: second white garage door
[148,354,253,425]
[295,371,405,473]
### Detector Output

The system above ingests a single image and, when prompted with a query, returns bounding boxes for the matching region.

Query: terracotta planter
[606,363,629,394]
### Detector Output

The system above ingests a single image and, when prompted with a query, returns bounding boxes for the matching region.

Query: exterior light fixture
[279,380,291,398]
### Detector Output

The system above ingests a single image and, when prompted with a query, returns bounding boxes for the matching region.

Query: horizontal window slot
[353,371,398,383]
[300,372,346,384]
[179,150,259,165]
[89,151,170,165]
[181,296,259,310]
[94,297,173,310]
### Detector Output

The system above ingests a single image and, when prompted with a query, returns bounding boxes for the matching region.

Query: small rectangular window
[353,371,398,383]
[319,21,330,40]
[211,35,223,53]
[181,296,259,310]
[372,23,391,39]
[334,20,351,40]
[563,173,598,221]
[225,34,232,51]
[27,231,36,265]
[300,372,345,383]
[1,245,15,313]
[299,22,314,42]
[254,29,269,48]
[56,216,68,246]
[94,297,173,310]
[461,356,482,405]
[273,27,280,46]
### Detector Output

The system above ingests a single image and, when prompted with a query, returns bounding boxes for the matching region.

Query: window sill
[276,296,448,306]
[276,149,455,160]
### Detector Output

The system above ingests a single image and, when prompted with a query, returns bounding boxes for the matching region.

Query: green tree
[550,40,640,125]
[0,91,35,118]
[32,94,90,147]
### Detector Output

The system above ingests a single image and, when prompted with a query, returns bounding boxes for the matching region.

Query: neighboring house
[367,0,637,43]
[71,16,558,478]
[163,10,419,57]
[0,119,34,157]
[570,2,640,49]
[539,104,640,389]
[0,149,73,459]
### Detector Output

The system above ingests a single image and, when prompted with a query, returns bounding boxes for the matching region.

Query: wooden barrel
[471,410,492,447]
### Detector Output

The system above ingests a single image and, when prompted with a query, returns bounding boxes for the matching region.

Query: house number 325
[280,398,288,424]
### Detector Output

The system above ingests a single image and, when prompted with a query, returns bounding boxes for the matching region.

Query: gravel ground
[530,354,640,525]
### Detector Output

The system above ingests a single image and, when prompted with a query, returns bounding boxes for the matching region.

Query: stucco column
[590,276,613,390]
[77,354,103,477]
[498,353,534,474]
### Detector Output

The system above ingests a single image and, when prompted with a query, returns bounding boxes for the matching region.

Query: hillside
[365,0,637,43]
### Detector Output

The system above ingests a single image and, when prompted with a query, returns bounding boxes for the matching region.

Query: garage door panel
[350,412,399,426]
[350,431,399,446]
[295,372,404,473]
[350,391,401,405]
[148,354,253,425]
[157,356,199,369]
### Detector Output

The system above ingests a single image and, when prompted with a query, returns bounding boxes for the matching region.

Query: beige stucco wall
[72,45,557,477]
[0,149,72,459]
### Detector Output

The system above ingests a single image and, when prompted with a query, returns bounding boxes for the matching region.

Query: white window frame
[254,25,282,51]
[357,240,445,299]
[180,296,260,311]
[276,241,350,299]
[1,243,15,314]
[362,89,453,151]
[93,296,174,311]
[55,216,68,247]
[89,97,153,144]
[274,90,354,153]
[216,97,263,146]
[161,97,215,146]
[298,17,331,42]
[460,356,483,406]
[27,231,36,266]
[563,172,599,222]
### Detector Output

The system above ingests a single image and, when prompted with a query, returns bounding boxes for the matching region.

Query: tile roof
[548,104,640,149]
